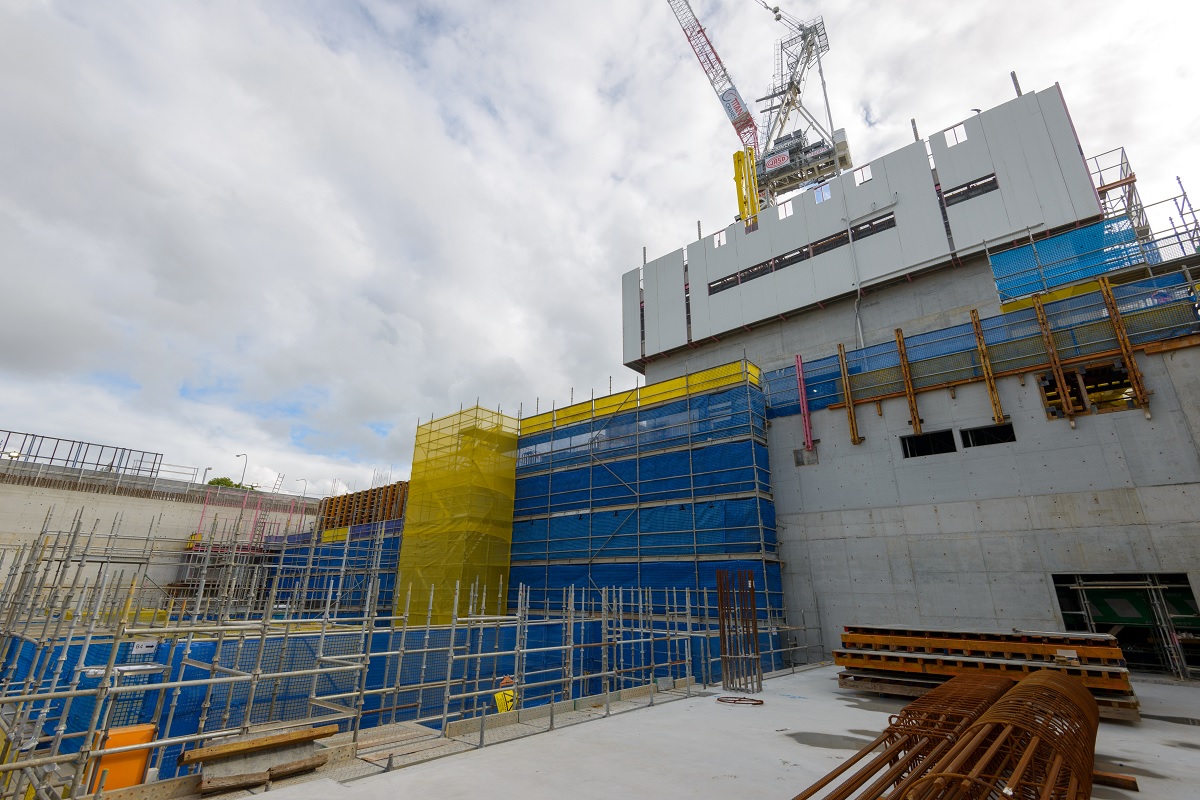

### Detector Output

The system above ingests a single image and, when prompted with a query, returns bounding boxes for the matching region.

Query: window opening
[1039,362,1135,418]
[853,164,872,186]
[810,230,849,257]
[814,183,832,204]
[850,213,896,242]
[713,230,727,248]
[900,429,956,458]
[960,422,1015,448]
[1080,363,1136,412]
[778,200,794,220]
[1053,573,1200,678]
[943,174,999,207]
[945,123,968,147]
[707,247,810,295]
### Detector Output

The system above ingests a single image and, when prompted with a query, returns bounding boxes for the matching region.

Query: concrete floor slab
[261,666,1200,799]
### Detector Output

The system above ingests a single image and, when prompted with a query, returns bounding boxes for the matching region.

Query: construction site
[2,2,1199,799]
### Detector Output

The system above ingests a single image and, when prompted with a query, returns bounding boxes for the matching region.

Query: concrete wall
[767,348,1200,652]
[0,482,318,584]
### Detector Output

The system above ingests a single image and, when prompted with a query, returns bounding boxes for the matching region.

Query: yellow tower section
[396,406,519,624]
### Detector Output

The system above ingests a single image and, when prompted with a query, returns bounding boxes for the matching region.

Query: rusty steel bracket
[1032,296,1077,425]
[837,343,864,445]
[895,328,922,435]
[1097,276,1152,418]
[971,309,1005,424]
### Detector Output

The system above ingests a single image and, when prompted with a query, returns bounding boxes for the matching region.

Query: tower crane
[667,0,852,218]
[666,0,763,224]
[752,2,851,198]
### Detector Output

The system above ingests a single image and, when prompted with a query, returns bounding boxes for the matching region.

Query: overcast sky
[1,0,1196,496]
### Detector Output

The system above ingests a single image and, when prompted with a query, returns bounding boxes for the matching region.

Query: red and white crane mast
[666,0,759,154]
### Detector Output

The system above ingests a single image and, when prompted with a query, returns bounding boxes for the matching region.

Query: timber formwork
[833,625,1138,721]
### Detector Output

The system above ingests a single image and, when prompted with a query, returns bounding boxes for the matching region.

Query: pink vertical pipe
[795,354,814,451]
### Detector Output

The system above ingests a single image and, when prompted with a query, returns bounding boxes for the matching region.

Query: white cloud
[0,0,1195,493]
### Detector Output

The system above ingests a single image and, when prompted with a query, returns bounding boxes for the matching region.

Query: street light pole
[235,453,248,486]
[202,467,212,484]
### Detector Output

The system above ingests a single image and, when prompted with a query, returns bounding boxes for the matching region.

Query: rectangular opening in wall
[900,429,956,458]
[1039,361,1136,418]
[1039,370,1087,418]
[850,213,896,242]
[1052,573,1200,677]
[943,174,998,207]
[1079,362,1135,412]
[960,422,1016,448]
[811,230,849,256]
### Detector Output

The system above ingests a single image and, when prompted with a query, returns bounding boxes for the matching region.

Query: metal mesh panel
[397,407,519,624]
[989,218,1143,301]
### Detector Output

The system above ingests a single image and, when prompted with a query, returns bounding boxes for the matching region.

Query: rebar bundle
[716,569,762,693]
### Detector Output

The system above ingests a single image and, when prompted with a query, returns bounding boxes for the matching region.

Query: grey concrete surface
[258,665,1200,799]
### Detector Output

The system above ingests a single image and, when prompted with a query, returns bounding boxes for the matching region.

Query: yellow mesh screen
[396,406,519,624]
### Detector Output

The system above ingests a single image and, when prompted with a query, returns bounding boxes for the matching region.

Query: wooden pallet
[837,669,1140,722]
[840,631,1126,668]
[842,624,1120,648]
[832,648,1133,693]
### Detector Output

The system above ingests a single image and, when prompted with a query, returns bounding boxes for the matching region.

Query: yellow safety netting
[396,406,519,625]
[519,359,762,434]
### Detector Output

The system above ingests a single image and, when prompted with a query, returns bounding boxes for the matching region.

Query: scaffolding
[0,520,738,799]
[396,407,519,625]
[511,361,821,670]
[762,265,1200,434]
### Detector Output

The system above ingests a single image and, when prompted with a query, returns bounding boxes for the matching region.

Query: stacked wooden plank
[833,624,1139,721]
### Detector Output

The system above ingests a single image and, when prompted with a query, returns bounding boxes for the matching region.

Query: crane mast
[666,0,759,154]
[667,0,852,214]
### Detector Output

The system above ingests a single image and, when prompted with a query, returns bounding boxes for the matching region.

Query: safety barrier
[762,270,1199,419]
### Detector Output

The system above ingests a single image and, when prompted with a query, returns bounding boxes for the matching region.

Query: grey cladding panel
[686,240,713,341]
[734,219,775,267]
[843,158,893,222]
[655,249,689,352]
[641,257,663,355]
[885,142,952,270]
[737,268,780,324]
[801,178,848,244]
[1037,87,1102,221]
[704,224,742,281]
[981,97,1047,232]
[946,191,1012,254]
[853,229,905,284]
[770,200,811,254]
[621,267,642,365]
[929,114,995,191]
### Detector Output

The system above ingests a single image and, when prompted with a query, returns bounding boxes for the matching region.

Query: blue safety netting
[990,218,1142,301]
[516,385,766,475]
[510,496,776,562]
[760,272,1199,419]
[275,532,400,616]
